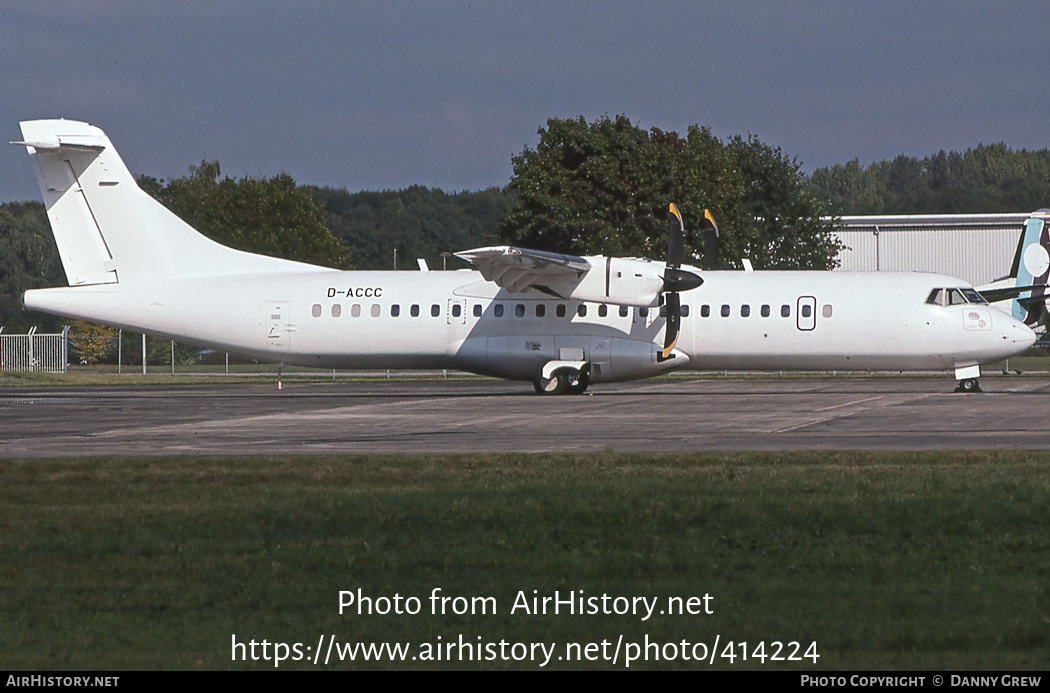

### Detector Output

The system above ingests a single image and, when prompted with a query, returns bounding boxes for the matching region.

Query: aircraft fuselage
[23,266,1034,383]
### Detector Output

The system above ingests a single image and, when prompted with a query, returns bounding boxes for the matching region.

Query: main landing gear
[954,378,982,393]
[534,364,591,395]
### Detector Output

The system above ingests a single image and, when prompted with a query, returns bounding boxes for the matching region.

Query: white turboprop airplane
[14,119,1038,394]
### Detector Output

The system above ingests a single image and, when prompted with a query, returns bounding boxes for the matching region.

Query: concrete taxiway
[2,376,1048,458]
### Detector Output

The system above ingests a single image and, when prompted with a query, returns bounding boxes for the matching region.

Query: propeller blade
[667,203,685,269]
[660,204,703,362]
[702,208,720,271]
[661,291,681,360]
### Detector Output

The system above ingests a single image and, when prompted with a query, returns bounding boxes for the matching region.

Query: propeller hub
[662,268,703,293]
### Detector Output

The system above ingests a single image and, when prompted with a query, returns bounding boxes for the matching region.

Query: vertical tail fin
[1008,211,1050,324]
[14,119,318,287]
[16,121,118,286]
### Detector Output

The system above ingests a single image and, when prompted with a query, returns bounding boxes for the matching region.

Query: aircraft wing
[455,246,592,294]
[978,284,1043,304]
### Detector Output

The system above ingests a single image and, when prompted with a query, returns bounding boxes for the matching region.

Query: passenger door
[447,298,467,325]
[796,296,816,331]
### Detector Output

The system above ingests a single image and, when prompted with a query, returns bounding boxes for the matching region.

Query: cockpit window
[926,287,988,306]
[961,288,988,304]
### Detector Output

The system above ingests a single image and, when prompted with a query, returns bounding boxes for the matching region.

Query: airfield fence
[0,326,69,374]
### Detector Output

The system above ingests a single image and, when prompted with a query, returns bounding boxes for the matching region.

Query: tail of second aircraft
[1004,211,1050,325]
[14,119,318,288]
[978,210,1050,327]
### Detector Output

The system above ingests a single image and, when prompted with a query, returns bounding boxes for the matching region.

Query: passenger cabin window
[801,304,812,318]
[331,304,342,318]
[619,306,629,318]
[411,304,420,317]
[431,304,440,317]
[311,304,322,318]
[473,304,482,317]
[452,304,462,318]
[351,304,362,318]
[598,305,608,318]
[741,305,750,318]
[371,304,381,318]
[639,307,649,318]
[536,304,545,317]
[515,304,525,318]
[781,304,790,318]
[494,304,504,317]
[822,304,833,318]
[761,304,770,317]
[720,304,730,318]
[701,305,710,318]
[556,305,566,318]
[578,305,587,317]
[391,304,400,317]
[681,305,689,317]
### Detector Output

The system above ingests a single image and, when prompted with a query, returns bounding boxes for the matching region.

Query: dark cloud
[4,1,1050,201]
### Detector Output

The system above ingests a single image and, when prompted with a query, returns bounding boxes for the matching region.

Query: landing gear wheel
[566,378,589,395]
[566,364,591,395]
[954,378,982,393]
[534,371,568,395]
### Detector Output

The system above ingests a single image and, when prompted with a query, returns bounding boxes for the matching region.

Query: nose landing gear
[953,365,982,393]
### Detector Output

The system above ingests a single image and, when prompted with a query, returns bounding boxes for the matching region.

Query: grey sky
[3,1,1049,202]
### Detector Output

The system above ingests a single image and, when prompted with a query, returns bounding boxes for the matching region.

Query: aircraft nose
[1004,319,1037,348]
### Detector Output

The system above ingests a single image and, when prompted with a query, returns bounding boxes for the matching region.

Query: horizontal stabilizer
[11,139,105,152]
[1016,294,1049,309]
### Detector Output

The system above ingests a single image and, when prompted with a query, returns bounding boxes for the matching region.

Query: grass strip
[1,451,1047,670]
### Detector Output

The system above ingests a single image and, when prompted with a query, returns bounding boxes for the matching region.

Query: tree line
[808,144,1050,215]
[3,115,1048,363]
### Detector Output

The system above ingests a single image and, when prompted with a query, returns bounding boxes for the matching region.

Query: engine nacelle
[452,334,690,383]
[562,256,665,307]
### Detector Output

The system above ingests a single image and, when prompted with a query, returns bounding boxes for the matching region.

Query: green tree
[68,321,117,365]
[809,144,1050,214]
[808,159,885,214]
[0,202,65,331]
[143,162,353,269]
[311,185,514,270]
[145,335,200,367]
[726,135,842,269]
[499,115,841,269]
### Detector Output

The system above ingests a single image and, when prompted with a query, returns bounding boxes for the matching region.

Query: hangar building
[832,212,1045,285]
